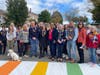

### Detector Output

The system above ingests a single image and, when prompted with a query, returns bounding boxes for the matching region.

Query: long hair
[78,22,84,29]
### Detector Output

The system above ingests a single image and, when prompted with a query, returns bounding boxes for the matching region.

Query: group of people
[0,21,100,64]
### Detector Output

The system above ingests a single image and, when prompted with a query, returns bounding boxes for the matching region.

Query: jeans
[57,43,63,58]
[67,40,77,60]
[88,48,96,63]
[30,39,39,57]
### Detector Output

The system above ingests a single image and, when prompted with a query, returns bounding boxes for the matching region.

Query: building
[0,9,38,25]
[27,12,38,22]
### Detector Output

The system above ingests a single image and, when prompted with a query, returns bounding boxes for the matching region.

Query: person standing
[16,26,22,56]
[66,21,78,63]
[48,24,58,61]
[57,25,64,62]
[19,24,29,57]
[39,25,48,58]
[0,31,3,55]
[77,22,87,63]
[6,25,16,50]
[1,26,7,55]
[86,26,100,64]
[29,21,39,57]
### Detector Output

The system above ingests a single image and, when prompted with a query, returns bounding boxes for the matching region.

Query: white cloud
[0,0,94,22]
[45,0,73,4]
[71,0,94,22]
[0,0,6,10]
[26,0,43,14]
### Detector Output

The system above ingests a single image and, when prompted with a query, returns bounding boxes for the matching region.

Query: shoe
[24,55,29,58]
[77,61,84,63]
[70,59,75,63]
[35,55,37,57]
[59,58,63,62]
[66,58,71,61]
[39,56,42,59]
[51,58,55,61]
[48,56,52,59]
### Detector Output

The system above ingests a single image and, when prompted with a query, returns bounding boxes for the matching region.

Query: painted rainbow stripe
[0,61,100,75]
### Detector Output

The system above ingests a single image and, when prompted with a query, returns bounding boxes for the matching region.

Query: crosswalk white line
[0,61,8,67]
[46,62,67,75]
[79,63,100,75]
[9,61,37,75]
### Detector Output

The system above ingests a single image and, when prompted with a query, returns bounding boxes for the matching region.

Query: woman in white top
[6,25,16,49]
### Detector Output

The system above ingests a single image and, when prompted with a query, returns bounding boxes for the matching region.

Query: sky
[0,0,94,23]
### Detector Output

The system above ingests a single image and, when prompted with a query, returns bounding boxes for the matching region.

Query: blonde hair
[91,26,97,31]
[22,24,28,31]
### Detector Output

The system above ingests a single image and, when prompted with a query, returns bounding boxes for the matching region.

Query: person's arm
[73,28,78,42]
[65,30,68,39]
[82,29,87,45]
[6,32,9,40]
[19,31,23,43]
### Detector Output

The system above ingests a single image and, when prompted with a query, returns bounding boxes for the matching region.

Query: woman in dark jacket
[0,31,3,55]
[56,25,64,62]
[1,26,7,55]
[48,24,58,61]
[39,25,48,58]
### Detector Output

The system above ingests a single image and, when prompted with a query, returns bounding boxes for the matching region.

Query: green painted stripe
[66,63,83,75]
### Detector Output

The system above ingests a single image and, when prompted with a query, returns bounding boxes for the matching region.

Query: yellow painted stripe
[30,62,48,75]
[0,61,20,75]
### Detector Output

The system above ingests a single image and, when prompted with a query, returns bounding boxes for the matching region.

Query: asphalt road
[0,49,100,63]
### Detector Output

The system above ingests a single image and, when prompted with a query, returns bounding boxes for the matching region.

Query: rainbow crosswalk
[0,61,100,75]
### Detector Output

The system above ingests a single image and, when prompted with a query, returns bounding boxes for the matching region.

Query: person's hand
[0,41,2,43]
[20,40,23,43]
[58,40,61,44]
[33,37,36,40]
[68,36,72,39]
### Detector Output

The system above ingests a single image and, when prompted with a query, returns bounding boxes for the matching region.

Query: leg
[92,48,97,63]
[30,39,36,57]
[71,41,77,61]
[23,43,28,56]
[77,43,84,63]
[19,43,23,57]
[49,41,53,58]
[88,48,92,62]
[67,41,71,59]
[52,43,56,58]
[0,44,2,55]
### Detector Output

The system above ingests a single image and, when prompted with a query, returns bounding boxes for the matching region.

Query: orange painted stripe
[0,61,20,75]
[30,62,48,75]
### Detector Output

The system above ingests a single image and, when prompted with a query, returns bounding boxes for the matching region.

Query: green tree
[6,0,28,25]
[72,16,88,23]
[91,0,100,23]
[38,10,51,23]
[51,11,63,24]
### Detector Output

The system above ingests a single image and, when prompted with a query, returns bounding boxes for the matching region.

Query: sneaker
[51,58,55,61]
[19,57,22,59]
[90,63,96,67]
[24,55,29,58]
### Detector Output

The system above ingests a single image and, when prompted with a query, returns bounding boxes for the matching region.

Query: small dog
[7,49,20,61]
